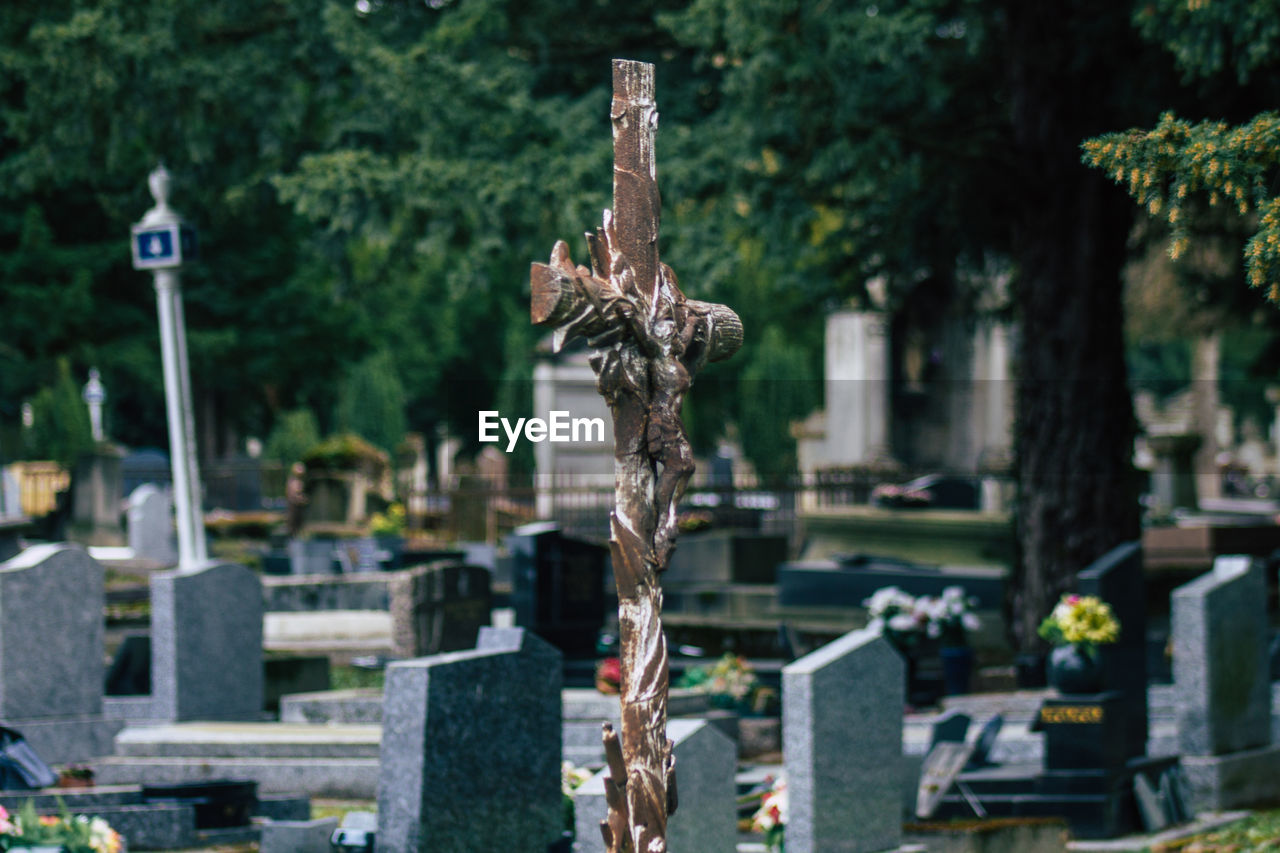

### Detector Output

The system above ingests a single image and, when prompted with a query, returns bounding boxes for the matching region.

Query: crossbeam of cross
[530,60,742,853]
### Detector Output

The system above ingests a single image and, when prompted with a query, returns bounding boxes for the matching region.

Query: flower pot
[940,646,974,695]
[1049,644,1102,694]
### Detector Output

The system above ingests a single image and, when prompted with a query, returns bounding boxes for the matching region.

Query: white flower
[888,612,919,632]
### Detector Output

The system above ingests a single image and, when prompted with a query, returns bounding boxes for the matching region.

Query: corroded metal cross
[530,60,742,853]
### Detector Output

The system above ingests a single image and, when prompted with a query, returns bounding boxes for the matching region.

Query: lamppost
[131,165,207,571]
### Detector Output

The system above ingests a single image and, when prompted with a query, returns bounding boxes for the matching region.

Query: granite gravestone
[1172,555,1280,810]
[507,523,606,657]
[0,544,122,762]
[127,484,178,565]
[376,627,562,853]
[574,718,737,853]
[145,563,264,722]
[389,563,491,658]
[783,628,904,853]
[1076,541,1147,764]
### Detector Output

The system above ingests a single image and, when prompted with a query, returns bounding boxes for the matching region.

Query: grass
[311,798,376,823]
[330,664,386,691]
[1150,809,1280,852]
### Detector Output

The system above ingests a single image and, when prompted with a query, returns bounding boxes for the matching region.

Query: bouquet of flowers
[750,776,787,853]
[0,803,122,853]
[677,654,776,714]
[1037,594,1120,652]
[921,586,981,647]
[594,657,621,694]
[863,586,929,651]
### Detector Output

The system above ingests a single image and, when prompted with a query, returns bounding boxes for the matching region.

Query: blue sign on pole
[131,223,196,270]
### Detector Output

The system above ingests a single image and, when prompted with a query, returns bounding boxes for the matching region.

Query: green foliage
[335,350,407,457]
[1084,112,1280,299]
[27,358,93,467]
[736,325,817,478]
[1133,0,1280,83]
[263,408,322,469]
[301,432,387,473]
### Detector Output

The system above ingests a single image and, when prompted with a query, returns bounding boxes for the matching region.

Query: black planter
[1048,644,1102,694]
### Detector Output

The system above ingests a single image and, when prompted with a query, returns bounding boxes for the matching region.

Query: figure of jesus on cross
[531,60,742,853]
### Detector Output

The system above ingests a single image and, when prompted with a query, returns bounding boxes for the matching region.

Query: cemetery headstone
[662,531,788,585]
[966,714,1002,769]
[507,522,606,657]
[69,446,125,546]
[150,562,264,721]
[127,484,177,564]
[926,710,971,753]
[389,563,491,658]
[121,448,172,497]
[375,626,562,852]
[1172,554,1280,810]
[574,718,737,853]
[261,817,338,853]
[783,627,903,853]
[0,544,121,762]
[1076,541,1147,763]
[0,468,21,520]
[104,634,151,696]
[0,468,24,563]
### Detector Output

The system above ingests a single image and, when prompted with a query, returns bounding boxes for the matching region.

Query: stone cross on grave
[531,60,742,853]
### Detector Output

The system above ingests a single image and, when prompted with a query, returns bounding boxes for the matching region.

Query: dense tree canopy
[3,0,1278,648]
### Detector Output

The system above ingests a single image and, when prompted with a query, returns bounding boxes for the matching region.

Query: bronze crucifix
[530,60,742,852]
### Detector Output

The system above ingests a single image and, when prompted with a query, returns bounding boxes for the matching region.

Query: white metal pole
[154,269,206,570]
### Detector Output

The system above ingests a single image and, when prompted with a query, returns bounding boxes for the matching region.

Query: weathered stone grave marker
[1172,554,1280,810]
[0,544,121,762]
[375,627,562,852]
[783,627,904,853]
[127,483,177,565]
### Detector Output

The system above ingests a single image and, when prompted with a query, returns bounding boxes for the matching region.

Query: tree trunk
[1004,2,1144,652]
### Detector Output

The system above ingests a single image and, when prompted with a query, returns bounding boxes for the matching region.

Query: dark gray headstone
[376,626,562,852]
[783,628,903,853]
[151,563,264,721]
[1173,555,1272,755]
[1134,773,1168,833]
[0,544,122,762]
[927,710,971,752]
[105,634,151,696]
[390,564,492,658]
[507,523,606,656]
[0,544,104,718]
[967,714,1003,769]
[1159,767,1190,825]
[1077,541,1147,762]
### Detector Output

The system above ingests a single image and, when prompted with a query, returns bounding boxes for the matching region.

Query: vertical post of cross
[530,59,743,853]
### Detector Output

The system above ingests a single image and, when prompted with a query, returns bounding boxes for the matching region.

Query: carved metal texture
[530,59,742,853]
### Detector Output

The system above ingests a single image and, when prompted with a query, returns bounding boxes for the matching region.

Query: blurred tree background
[3,0,1280,649]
